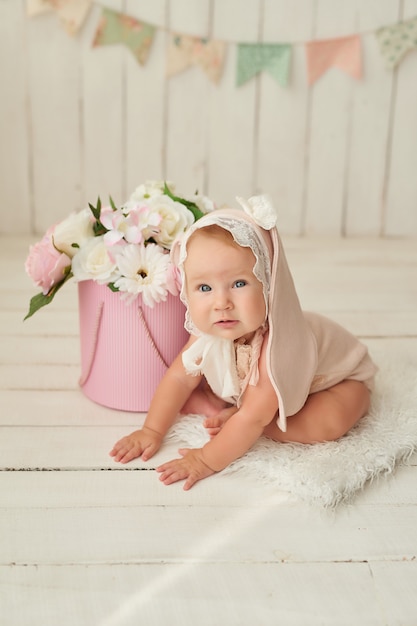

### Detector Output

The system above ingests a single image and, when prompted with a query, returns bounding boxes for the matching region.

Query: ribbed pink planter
[78,281,188,411]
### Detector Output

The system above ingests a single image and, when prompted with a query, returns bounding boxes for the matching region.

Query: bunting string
[26,1,417,87]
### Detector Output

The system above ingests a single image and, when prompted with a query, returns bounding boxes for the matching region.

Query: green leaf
[88,196,108,237]
[109,196,118,211]
[24,292,56,320]
[163,182,205,222]
[24,271,73,320]
[93,221,108,237]
[88,198,101,221]
[107,282,119,293]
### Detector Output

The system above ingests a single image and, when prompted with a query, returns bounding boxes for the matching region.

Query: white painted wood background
[1,0,417,237]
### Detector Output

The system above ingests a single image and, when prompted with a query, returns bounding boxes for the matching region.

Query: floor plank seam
[2,557,416,567]
[0,467,156,472]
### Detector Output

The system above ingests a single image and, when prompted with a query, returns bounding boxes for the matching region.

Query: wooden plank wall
[1,0,417,237]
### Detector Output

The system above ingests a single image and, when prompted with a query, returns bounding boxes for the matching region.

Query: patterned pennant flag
[305,35,362,85]
[166,34,226,84]
[93,7,155,66]
[26,0,93,36]
[236,43,291,87]
[376,16,417,69]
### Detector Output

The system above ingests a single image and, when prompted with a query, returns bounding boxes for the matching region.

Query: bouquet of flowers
[25,181,215,319]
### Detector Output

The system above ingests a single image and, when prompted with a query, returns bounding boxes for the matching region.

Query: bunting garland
[26,0,93,36]
[237,44,291,87]
[376,16,417,69]
[305,35,362,85]
[26,1,417,88]
[92,7,155,66]
[166,34,226,84]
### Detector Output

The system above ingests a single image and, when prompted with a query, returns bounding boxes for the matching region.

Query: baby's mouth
[215,319,238,326]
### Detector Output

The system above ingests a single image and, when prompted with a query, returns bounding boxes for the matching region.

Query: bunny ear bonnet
[170,195,318,432]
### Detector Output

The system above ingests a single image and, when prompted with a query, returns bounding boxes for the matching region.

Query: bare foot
[180,381,231,418]
[203,406,239,438]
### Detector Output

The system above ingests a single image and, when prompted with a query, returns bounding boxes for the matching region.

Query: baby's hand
[203,405,239,437]
[109,427,162,464]
[156,448,215,490]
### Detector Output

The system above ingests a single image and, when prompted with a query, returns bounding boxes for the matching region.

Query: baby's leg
[180,380,230,418]
[263,380,370,444]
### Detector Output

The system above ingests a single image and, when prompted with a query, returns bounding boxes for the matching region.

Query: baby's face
[184,231,266,342]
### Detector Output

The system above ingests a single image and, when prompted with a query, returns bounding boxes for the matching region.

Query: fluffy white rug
[167,350,417,507]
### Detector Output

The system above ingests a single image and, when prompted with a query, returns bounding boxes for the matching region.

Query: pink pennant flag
[305,35,362,85]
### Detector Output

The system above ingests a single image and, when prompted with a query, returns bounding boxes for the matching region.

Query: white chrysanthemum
[71,237,121,284]
[53,208,95,258]
[147,196,195,248]
[113,243,172,307]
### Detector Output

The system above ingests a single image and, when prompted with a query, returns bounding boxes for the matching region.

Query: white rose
[53,208,95,258]
[129,180,175,202]
[236,194,277,230]
[191,194,216,214]
[71,237,121,284]
[147,196,194,248]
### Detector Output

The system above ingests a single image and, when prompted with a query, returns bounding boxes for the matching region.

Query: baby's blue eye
[198,284,211,292]
[234,280,247,288]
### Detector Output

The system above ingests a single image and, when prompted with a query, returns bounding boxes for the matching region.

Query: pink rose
[25,229,71,295]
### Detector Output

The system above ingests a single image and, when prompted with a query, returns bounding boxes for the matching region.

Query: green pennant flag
[376,16,417,69]
[236,43,291,87]
[93,7,155,66]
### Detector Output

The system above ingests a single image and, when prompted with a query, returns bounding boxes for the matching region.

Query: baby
[110,196,377,490]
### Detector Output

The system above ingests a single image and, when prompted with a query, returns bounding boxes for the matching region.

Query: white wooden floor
[1,234,417,626]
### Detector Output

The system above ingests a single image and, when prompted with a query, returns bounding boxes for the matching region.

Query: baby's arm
[110,336,202,464]
[157,337,279,488]
[198,340,279,470]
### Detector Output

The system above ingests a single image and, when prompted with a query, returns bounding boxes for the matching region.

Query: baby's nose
[214,290,232,310]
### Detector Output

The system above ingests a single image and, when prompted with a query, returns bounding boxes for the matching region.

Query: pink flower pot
[78,281,188,411]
